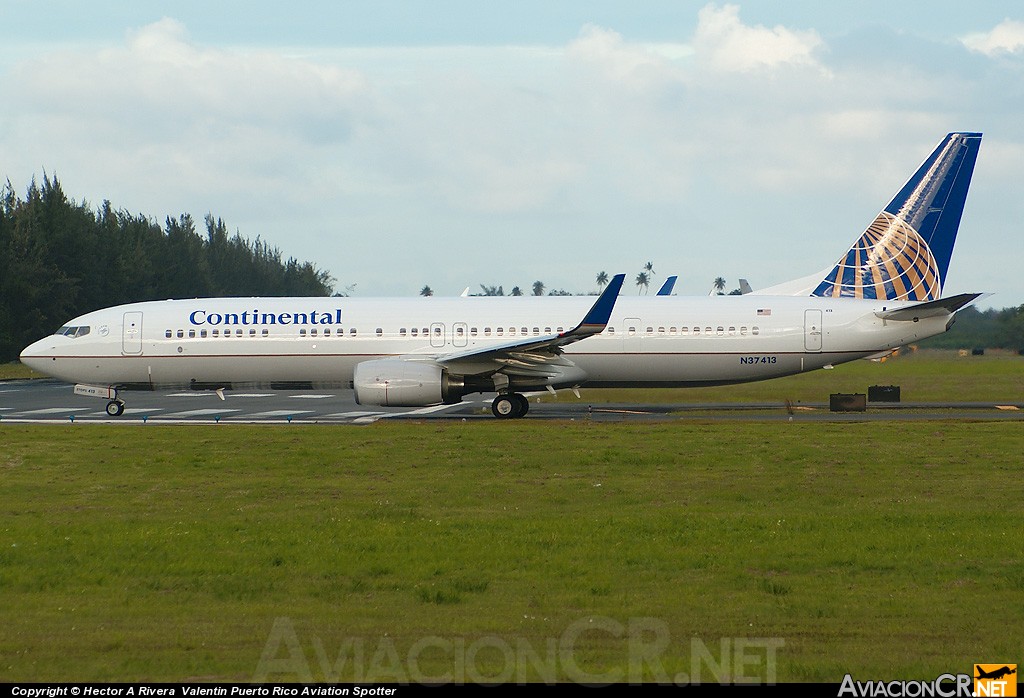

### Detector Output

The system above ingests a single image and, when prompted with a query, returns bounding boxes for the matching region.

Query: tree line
[0,176,334,362]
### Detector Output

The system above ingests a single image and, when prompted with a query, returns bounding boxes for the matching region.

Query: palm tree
[532,280,545,296]
[713,277,727,295]
[644,261,655,278]
[510,286,523,296]
[635,272,650,295]
[419,285,433,297]
[595,271,609,291]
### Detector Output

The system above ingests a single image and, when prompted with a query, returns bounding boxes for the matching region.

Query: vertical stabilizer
[811,132,981,301]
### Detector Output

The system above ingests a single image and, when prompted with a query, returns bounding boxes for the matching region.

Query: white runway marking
[161,408,241,418]
[17,407,93,415]
[244,410,315,418]
[381,403,467,418]
[166,392,215,397]
[326,411,386,419]
[288,394,335,399]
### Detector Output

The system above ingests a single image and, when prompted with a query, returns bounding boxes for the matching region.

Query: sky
[2,2,1023,307]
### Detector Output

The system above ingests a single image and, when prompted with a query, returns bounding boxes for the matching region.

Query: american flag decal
[757,309,772,316]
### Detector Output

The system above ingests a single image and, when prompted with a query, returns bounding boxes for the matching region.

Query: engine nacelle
[354,359,461,407]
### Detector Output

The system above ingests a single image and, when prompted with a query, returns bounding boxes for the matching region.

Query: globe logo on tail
[812,211,942,301]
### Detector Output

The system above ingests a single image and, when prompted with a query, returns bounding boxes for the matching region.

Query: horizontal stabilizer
[873,293,982,321]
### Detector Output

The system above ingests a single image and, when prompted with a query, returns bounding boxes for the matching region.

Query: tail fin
[811,132,982,301]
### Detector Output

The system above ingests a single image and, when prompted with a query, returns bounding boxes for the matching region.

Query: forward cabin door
[804,309,823,352]
[122,311,143,355]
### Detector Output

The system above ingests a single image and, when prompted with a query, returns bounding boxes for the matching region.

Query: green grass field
[1,421,1021,683]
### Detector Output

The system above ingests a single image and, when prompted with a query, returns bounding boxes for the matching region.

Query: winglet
[563,273,625,338]
[656,275,678,296]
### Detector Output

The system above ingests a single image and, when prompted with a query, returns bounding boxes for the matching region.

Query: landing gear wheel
[105,400,125,417]
[513,393,530,417]
[492,393,529,419]
[492,394,517,419]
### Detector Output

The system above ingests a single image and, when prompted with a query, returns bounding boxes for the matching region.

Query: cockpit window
[54,326,91,338]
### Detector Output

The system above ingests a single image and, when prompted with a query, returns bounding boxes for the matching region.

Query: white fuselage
[20,294,948,390]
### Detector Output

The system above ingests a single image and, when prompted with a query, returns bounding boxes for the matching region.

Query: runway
[2,378,1022,424]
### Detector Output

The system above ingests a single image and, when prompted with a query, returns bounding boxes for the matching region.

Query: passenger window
[212,329,219,337]
[705,327,712,334]
[484,327,491,336]
[300,329,307,337]
[400,328,407,337]
[607,327,615,334]
[236,329,243,337]
[717,327,724,336]
[188,329,196,338]
[376,328,383,337]
[411,327,418,336]
[471,327,478,336]
[728,326,736,335]
[497,327,504,336]
[628,326,636,336]
[740,326,747,335]
[521,327,528,335]
[249,329,256,337]
[681,327,688,335]
[325,328,331,337]
[670,327,677,335]
[310,328,317,337]
[693,327,700,335]
[200,329,207,338]
[646,327,653,334]
[457,327,465,336]
[433,327,441,337]
[557,327,564,333]
[262,329,268,337]
[177,330,184,338]
[165,330,172,338]
[532,327,539,335]
[752,326,760,335]
[658,327,665,334]
[350,328,357,336]
[509,327,517,336]
[544,327,551,334]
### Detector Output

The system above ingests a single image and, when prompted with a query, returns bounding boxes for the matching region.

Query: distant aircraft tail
[810,132,982,301]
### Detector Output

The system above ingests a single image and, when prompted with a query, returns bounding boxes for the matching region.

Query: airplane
[19,132,983,419]
[975,666,1016,681]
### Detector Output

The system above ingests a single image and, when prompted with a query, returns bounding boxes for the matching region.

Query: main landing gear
[105,400,126,417]
[491,393,529,419]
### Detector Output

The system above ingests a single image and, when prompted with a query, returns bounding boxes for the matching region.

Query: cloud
[1,9,1021,305]
[692,4,826,73]
[961,18,1024,55]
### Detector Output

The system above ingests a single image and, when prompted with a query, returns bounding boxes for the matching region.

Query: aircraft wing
[874,293,983,321]
[436,274,624,376]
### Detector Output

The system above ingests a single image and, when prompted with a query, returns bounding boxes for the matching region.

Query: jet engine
[353,359,474,407]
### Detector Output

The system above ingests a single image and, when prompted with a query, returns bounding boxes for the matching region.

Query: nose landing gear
[105,400,126,417]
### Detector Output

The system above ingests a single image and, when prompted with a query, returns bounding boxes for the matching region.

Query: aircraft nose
[19,338,52,372]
